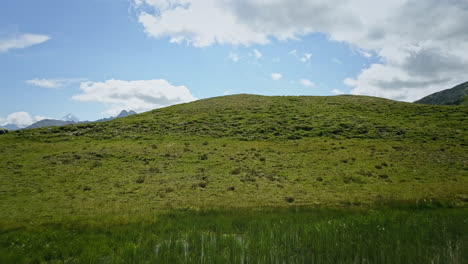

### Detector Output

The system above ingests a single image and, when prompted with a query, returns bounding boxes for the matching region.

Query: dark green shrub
[136,176,145,184]
[230,168,241,175]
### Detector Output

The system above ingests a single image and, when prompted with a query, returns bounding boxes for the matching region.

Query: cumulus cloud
[72,79,196,115]
[271,73,282,81]
[300,79,315,88]
[133,0,468,101]
[0,34,50,53]
[0,112,46,128]
[26,78,84,89]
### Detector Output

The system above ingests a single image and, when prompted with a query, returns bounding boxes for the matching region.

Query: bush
[136,176,145,184]
[199,154,208,160]
[285,197,295,203]
[230,168,241,175]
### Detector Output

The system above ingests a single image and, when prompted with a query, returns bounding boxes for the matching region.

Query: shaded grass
[1,208,466,263]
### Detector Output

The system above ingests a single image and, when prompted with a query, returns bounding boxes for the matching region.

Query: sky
[1,0,467,127]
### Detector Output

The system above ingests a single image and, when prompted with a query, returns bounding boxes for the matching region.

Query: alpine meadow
[1,0,468,263]
[1,94,467,262]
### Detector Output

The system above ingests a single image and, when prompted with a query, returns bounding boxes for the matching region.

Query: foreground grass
[1,208,466,263]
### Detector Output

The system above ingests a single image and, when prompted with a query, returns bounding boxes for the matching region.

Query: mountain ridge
[415,81,468,105]
[23,109,137,129]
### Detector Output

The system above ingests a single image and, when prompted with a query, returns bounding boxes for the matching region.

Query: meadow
[0,94,467,262]
[1,207,466,263]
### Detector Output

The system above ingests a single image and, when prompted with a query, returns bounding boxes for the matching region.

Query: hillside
[0,94,467,226]
[415,81,468,105]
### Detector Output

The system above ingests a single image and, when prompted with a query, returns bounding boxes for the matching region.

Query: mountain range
[0,110,137,130]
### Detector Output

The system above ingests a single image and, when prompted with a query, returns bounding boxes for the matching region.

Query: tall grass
[1,208,466,263]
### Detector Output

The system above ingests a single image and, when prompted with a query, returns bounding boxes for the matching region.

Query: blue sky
[1,0,466,127]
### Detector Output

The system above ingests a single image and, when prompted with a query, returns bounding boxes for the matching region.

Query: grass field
[0,94,467,262]
[1,208,466,263]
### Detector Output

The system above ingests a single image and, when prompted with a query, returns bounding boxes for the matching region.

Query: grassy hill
[415,81,468,105]
[0,94,467,226]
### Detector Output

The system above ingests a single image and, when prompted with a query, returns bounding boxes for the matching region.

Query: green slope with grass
[0,94,467,227]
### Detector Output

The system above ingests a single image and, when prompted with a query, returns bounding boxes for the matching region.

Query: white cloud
[0,34,50,53]
[331,89,344,95]
[25,78,84,89]
[0,112,46,128]
[133,0,468,101]
[271,73,282,80]
[252,49,262,59]
[228,52,240,62]
[300,79,315,87]
[300,53,312,62]
[72,79,196,115]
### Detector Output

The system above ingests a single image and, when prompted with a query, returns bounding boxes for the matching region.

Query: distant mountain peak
[116,110,136,118]
[61,113,79,122]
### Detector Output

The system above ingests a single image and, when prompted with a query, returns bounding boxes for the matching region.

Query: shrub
[199,154,208,160]
[136,176,145,184]
[231,168,241,175]
[148,167,161,173]
[83,185,91,191]
[259,157,266,162]
[227,186,235,191]
[316,177,323,182]
[285,197,295,203]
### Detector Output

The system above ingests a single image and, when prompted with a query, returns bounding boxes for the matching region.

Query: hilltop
[0,94,467,226]
[415,81,468,105]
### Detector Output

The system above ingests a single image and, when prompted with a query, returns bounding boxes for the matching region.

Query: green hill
[415,81,468,105]
[0,94,467,226]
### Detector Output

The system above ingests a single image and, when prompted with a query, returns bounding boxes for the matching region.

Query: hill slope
[415,81,468,105]
[0,94,467,226]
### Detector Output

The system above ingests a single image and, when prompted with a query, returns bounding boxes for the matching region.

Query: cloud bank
[133,0,468,101]
[72,79,196,115]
